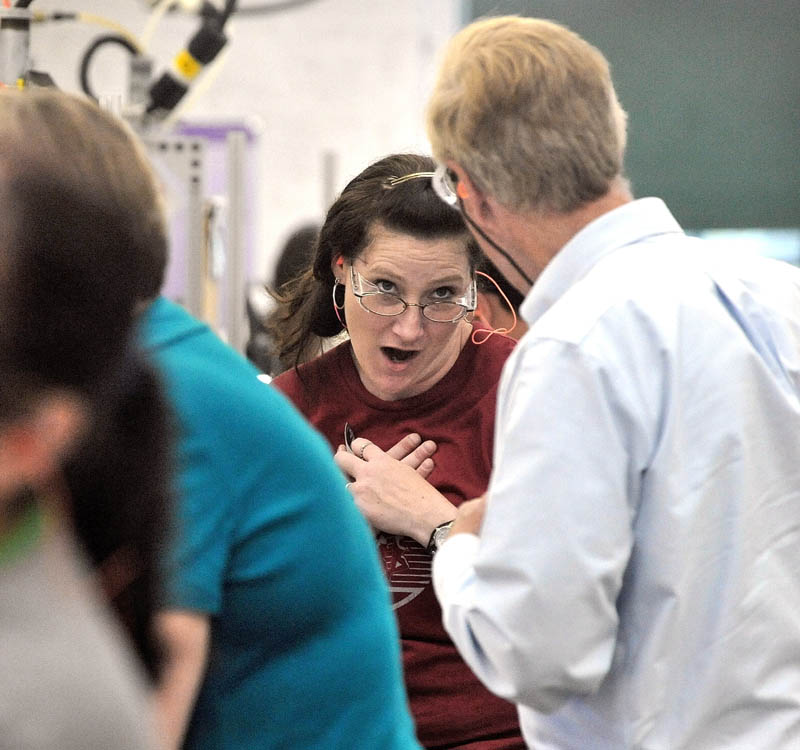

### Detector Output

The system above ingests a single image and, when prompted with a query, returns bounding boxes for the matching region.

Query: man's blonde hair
[426,16,628,213]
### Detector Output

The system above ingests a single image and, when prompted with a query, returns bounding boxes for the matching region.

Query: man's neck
[519,178,633,275]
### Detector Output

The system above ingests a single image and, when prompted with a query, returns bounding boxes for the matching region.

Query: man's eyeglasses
[431,163,534,288]
[431,164,459,207]
[349,265,476,323]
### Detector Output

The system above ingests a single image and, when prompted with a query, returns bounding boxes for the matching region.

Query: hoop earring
[332,280,346,329]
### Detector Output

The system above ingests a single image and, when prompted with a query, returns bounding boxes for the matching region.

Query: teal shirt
[141,297,419,750]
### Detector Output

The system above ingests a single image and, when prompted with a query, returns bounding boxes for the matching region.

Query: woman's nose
[391,304,426,340]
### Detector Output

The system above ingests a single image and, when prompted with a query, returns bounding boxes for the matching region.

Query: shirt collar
[520,197,684,325]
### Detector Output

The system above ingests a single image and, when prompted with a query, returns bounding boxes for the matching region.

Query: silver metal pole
[226,129,247,353]
[0,8,31,86]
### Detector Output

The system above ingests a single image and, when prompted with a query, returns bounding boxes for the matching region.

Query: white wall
[27,0,461,279]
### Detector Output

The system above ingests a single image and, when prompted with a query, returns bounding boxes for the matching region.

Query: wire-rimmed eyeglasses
[431,164,534,287]
[349,265,476,323]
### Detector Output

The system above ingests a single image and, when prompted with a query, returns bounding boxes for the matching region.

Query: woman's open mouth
[381,346,418,364]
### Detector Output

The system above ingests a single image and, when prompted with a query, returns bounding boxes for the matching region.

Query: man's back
[519,214,800,747]
[440,200,800,749]
[556,236,797,748]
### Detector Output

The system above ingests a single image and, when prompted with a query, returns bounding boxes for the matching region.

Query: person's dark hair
[266,153,480,369]
[245,223,321,376]
[273,223,320,291]
[0,89,168,410]
[64,353,173,682]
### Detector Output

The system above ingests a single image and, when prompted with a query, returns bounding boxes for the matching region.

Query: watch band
[426,520,454,554]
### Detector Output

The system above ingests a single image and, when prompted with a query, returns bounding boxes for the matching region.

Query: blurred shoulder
[141,297,298,426]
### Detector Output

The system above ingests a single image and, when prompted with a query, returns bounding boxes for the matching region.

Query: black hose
[220,0,238,24]
[79,34,139,102]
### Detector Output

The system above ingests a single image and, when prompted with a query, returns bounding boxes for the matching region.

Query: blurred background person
[270,153,524,749]
[246,223,321,377]
[0,87,169,749]
[273,223,322,292]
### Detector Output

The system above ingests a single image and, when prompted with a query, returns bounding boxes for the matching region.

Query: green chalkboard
[466,1,799,228]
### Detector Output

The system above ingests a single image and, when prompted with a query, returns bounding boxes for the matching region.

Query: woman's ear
[330,254,345,282]
[0,393,88,499]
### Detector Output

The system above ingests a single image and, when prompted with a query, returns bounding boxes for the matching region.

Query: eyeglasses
[431,163,534,288]
[431,163,459,207]
[349,265,476,323]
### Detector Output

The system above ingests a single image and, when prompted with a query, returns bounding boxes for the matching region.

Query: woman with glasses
[269,153,524,749]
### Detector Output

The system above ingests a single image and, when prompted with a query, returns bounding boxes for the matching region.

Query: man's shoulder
[531,235,693,346]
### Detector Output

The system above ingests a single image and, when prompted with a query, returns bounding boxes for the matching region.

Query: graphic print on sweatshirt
[377,534,431,609]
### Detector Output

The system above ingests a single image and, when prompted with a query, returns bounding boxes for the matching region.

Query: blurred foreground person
[426,15,800,750]
[246,223,321,376]
[0,88,168,749]
[145,295,421,750]
[140,189,419,749]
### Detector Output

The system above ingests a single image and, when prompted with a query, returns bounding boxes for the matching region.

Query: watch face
[432,522,453,552]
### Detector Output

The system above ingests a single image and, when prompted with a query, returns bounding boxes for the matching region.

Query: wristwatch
[426,520,454,555]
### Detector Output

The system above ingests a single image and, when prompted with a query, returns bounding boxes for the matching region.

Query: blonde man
[427,15,800,750]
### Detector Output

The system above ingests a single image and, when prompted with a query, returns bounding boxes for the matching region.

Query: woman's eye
[430,286,456,300]
[375,279,397,294]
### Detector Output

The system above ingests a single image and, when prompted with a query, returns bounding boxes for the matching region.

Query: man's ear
[0,393,88,498]
[445,161,496,225]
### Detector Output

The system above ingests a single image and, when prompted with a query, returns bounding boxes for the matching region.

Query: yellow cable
[140,0,179,53]
[75,12,143,52]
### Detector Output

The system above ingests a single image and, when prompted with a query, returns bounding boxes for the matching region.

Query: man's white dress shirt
[434,198,800,749]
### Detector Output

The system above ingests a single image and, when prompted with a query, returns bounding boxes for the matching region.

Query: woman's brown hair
[266,153,480,371]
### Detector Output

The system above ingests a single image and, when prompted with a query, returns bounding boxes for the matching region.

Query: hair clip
[384,171,435,188]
